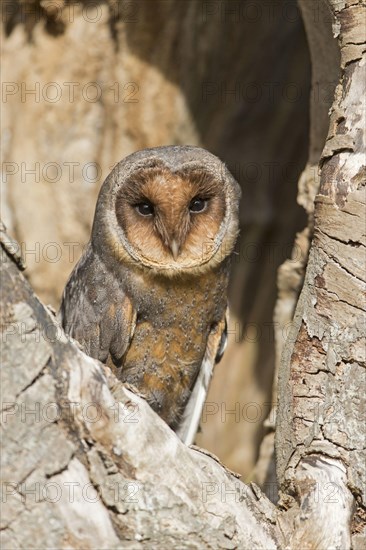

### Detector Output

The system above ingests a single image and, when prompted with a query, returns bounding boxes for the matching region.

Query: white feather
[176,309,228,445]
[176,354,214,446]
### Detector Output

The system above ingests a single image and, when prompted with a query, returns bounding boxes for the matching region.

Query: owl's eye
[135,201,154,216]
[189,197,207,213]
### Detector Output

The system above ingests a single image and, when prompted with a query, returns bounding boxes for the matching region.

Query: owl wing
[58,248,136,365]
[176,309,229,446]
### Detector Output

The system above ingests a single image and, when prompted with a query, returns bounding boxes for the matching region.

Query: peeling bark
[254,0,341,495]
[275,0,366,547]
[256,5,365,531]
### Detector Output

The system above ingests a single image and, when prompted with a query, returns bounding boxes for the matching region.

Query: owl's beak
[170,239,180,260]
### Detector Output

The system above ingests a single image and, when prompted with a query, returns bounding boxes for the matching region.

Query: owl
[59,146,240,444]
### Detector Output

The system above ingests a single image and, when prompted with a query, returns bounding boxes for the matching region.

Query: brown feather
[60,146,240,435]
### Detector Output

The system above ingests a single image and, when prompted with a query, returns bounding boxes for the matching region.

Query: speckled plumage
[59,145,240,443]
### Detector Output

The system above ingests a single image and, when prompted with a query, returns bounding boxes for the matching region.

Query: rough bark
[254,0,341,494]
[275,0,366,547]
[1,230,278,549]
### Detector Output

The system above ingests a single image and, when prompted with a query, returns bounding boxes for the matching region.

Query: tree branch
[1,234,278,548]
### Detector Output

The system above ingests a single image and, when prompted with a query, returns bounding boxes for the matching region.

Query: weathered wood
[1,0,365,547]
[275,0,366,546]
[1,234,278,548]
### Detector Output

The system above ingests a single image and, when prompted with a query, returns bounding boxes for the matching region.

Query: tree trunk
[1,0,365,547]
[1,0,311,477]
[275,0,366,546]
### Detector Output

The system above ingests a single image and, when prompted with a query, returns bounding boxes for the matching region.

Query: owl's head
[93,146,241,276]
